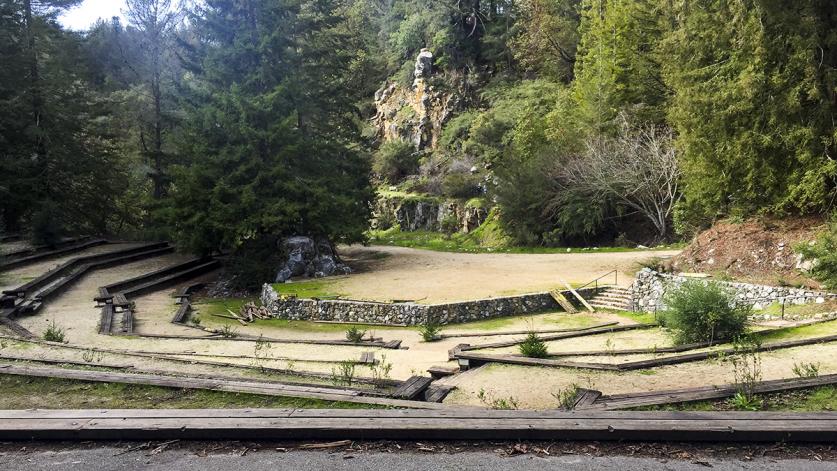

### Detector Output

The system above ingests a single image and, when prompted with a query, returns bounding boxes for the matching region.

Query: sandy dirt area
[332,245,680,302]
[440,339,837,409]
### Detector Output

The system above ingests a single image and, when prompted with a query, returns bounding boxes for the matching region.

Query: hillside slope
[670,218,825,287]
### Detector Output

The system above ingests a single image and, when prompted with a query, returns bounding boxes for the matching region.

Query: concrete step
[589,301,633,311]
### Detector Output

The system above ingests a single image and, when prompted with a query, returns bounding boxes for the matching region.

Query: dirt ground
[332,245,680,302]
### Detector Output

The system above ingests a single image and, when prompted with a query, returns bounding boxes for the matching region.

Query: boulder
[274,236,351,283]
[414,48,433,80]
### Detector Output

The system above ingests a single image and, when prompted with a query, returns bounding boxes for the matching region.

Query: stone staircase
[584,286,634,311]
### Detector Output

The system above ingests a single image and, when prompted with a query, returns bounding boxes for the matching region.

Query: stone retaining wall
[632,269,837,314]
[260,284,585,325]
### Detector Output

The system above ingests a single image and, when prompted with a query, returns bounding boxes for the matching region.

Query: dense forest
[1,0,835,284]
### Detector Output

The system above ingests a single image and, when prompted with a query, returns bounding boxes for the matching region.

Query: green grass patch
[271,278,345,299]
[756,319,837,342]
[635,386,837,412]
[757,299,837,318]
[0,374,381,409]
[368,225,684,254]
[610,310,659,325]
[376,188,442,204]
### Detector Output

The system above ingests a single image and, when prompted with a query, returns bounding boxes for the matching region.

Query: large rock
[274,236,351,283]
[414,48,433,81]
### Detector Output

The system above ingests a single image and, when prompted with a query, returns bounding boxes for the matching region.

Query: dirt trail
[334,245,680,303]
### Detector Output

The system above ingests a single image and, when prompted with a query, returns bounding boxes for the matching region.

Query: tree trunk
[23,0,48,198]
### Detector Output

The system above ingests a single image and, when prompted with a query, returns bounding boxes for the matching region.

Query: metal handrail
[576,270,619,292]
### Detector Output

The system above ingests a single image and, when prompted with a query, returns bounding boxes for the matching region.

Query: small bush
[418,321,441,342]
[441,172,481,198]
[345,326,367,343]
[331,361,356,386]
[662,281,749,345]
[519,332,548,358]
[439,213,459,239]
[43,321,66,343]
[219,325,238,338]
[477,388,519,410]
[730,335,763,409]
[552,383,581,410]
[797,217,837,289]
[373,140,419,183]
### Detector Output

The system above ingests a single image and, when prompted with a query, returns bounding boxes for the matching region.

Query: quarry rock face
[274,236,351,283]
[373,49,464,151]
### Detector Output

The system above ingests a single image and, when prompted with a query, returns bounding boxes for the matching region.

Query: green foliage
[797,219,837,289]
[373,140,419,184]
[31,201,64,246]
[662,281,750,345]
[518,332,549,358]
[477,388,520,410]
[792,362,820,379]
[730,335,763,409]
[345,326,367,343]
[552,383,581,410]
[331,361,356,386]
[441,172,482,199]
[662,0,837,226]
[418,320,441,342]
[160,0,374,256]
[439,213,459,239]
[43,321,66,343]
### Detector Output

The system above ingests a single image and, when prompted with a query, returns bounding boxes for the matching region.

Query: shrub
[345,326,367,343]
[439,213,459,239]
[418,321,441,342]
[662,280,749,345]
[441,172,481,198]
[373,140,419,183]
[331,361,356,386]
[797,217,837,289]
[43,321,66,343]
[518,332,548,358]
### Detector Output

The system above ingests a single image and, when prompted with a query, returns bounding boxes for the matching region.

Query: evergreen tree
[163,0,373,258]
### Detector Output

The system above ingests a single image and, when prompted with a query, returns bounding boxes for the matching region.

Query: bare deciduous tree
[556,115,681,240]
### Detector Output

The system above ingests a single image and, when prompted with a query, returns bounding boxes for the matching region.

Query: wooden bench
[427,366,457,380]
[391,375,433,400]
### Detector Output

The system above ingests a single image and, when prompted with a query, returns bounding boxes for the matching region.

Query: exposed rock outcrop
[372,195,488,233]
[373,50,465,151]
[274,236,351,283]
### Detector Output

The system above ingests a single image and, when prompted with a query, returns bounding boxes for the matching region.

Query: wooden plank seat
[391,376,433,400]
[427,366,457,380]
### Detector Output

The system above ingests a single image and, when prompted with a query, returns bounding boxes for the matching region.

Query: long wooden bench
[0,408,834,442]
[0,238,107,271]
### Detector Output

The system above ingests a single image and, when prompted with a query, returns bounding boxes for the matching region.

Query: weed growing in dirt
[190,315,202,326]
[345,326,367,343]
[331,361,356,386]
[519,332,548,358]
[477,388,519,410]
[730,335,763,410]
[604,337,616,355]
[219,325,238,338]
[418,321,441,342]
[552,383,581,410]
[81,349,103,363]
[252,335,272,369]
[43,321,65,343]
[792,362,820,379]
[368,354,393,386]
